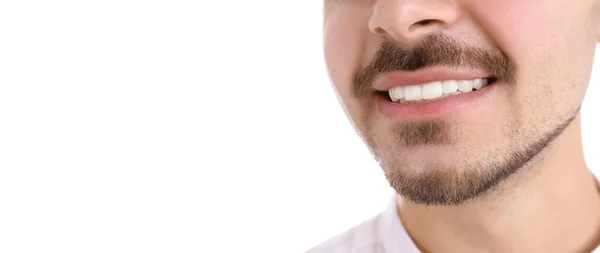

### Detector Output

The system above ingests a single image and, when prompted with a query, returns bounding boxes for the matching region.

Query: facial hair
[352,33,576,205]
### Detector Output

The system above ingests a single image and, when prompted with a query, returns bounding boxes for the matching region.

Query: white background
[0,1,598,252]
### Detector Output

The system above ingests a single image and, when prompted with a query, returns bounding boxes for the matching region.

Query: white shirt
[306,197,600,253]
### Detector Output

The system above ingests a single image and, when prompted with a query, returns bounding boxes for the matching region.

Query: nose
[369,0,458,44]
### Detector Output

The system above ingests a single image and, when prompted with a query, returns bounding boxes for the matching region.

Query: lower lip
[376,83,497,121]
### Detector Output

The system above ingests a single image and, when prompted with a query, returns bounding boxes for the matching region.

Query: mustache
[353,33,516,100]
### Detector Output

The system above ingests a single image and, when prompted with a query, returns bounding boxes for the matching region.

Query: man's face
[323,0,600,205]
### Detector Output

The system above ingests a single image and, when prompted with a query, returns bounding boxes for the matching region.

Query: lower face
[323,0,599,205]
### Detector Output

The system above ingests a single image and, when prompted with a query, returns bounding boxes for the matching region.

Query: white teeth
[442,80,458,94]
[421,81,443,100]
[473,79,483,90]
[387,78,491,104]
[404,85,422,101]
[457,80,474,93]
[389,86,404,102]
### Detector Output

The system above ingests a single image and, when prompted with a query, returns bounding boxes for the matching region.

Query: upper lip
[373,68,493,91]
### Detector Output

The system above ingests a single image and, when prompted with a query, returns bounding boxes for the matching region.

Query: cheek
[474,0,594,77]
[471,0,563,70]
[473,0,594,130]
[323,9,371,102]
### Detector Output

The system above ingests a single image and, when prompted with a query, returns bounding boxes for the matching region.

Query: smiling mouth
[377,77,498,104]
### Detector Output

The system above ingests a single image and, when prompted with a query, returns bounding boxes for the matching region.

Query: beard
[369,114,576,206]
[352,33,577,206]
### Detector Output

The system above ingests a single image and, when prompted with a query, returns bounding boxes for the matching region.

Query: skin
[323,0,600,252]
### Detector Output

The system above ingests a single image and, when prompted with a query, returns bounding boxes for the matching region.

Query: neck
[399,115,600,253]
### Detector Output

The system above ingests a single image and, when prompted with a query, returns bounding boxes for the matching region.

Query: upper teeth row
[389,78,490,103]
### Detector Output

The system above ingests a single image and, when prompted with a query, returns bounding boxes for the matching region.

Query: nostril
[408,19,442,33]
[372,26,385,34]
[415,19,434,26]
